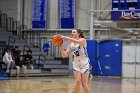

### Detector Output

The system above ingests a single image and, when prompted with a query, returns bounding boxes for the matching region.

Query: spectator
[15,52,27,77]
[24,49,34,69]
[12,46,21,63]
[3,49,14,73]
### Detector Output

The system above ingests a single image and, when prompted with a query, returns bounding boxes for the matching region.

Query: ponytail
[76,29,85,38]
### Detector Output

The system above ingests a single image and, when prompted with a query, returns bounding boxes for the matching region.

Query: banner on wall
[32,0,47,30]
[111,0,140,20]
[59,0,75,29]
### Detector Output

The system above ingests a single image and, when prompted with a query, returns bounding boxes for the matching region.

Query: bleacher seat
[0,72,9,80]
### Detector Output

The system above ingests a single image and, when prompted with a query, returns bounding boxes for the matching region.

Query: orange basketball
[52,34,63,46]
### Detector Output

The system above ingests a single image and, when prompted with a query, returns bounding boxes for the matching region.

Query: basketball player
[59,29,90,93]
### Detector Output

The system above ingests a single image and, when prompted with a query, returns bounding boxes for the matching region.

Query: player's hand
[58,34,65,39]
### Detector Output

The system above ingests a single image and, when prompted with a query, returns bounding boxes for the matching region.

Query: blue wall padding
[99,40,122,76]
[87,40,122,76]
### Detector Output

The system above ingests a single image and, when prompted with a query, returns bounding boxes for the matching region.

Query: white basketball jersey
[69,42,90,73]
[69,42,88,61]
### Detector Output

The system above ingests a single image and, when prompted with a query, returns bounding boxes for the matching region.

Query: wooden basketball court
[0,76,140,93]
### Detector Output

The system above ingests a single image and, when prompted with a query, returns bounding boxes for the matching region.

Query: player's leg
[73,71,82,93]
[81,62,90,93]
[81,73,90,93]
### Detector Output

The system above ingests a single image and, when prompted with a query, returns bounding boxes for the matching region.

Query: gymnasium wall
[0,0,18,20]
[1,0,138,30]
[0,0,96,29]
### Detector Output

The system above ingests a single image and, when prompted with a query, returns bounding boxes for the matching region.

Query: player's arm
[61,35,86,45]
[59,44,71,58]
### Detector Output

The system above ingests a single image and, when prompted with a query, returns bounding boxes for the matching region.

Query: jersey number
[74,51,80,57]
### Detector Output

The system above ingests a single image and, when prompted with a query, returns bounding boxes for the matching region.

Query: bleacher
[0,9,71,77]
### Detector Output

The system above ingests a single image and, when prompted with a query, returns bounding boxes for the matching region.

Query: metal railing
[8,36,15,47]
[19,25,27,39]
[0,11,27,37]
[0,12,20,36]
[22,30,60,58]
[12,21,19,35]
[0,9,62,60]
[38,54,46,69]
[23,45,30,54]
[23,30,41,48]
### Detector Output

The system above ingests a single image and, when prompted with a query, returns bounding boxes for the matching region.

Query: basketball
[52,34,63,46]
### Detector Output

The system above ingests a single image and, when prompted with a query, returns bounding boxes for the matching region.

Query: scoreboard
[111,0,140,20]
